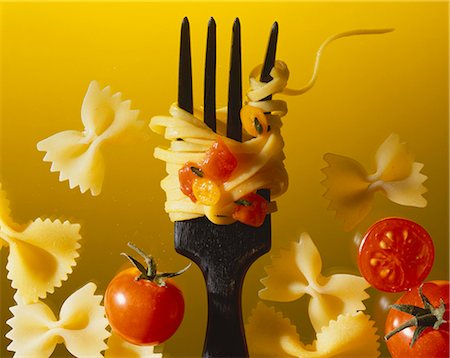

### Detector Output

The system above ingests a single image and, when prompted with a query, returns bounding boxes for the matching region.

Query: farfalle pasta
[6,282,110,357]
[37,81,147,196]
[0,183,81,303]
[105,332,163,357]
[259,233,370,333]
[246,302,380,357]
[322,133,428,231]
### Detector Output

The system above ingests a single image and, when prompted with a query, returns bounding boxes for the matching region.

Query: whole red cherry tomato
[358,218,434,292]
[385,281,449,358]
[201,138,237,182]
[232,192,268,227]
[105,243,189,345]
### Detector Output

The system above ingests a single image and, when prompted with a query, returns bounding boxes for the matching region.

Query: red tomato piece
[232,192,268,227]
[105,267,185,346]
[201,138,237,182]
[385,281,449,358]
[358,217,434,292]
[178,161,203,202]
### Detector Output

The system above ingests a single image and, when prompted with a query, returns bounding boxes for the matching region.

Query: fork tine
[258,22,278,201]
[178,17,193,114]
[226,18,242,142]
[204,17,217,132]
[260,21,278,86]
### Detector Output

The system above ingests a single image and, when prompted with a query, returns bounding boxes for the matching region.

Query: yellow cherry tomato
[240,105,268,137]
[192,178,221,206]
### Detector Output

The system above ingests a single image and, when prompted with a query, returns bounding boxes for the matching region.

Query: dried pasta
[150,29,393,224]
[322,133,428,231]
[37,81,147,196]
[0,183,81,304]
[105,331,163,358]
[259,233,370,333]
[6,282,110,357]
[246,302,380,358]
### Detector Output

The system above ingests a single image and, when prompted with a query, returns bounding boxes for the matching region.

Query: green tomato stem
[122,242,191,286]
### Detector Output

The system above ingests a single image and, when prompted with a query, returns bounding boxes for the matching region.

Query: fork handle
[203,271,248,357]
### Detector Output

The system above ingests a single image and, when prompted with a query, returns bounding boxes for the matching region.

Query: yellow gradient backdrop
[1,2,448,357]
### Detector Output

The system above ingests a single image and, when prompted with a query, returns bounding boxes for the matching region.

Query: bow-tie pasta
[105,331,163,358]
[259,233,369,333]
[0,183,81,303]
[37,81,147,196]
[322,133,427,231]
[6,282,110,357]
[246,302,380,357]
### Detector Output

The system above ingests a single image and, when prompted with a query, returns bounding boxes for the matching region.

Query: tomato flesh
[232,192,268,227]
[178,162,201,202]
[358,218,434,292]
[201,138,237,183]
[105,267,185,346]
[385,281,449,358]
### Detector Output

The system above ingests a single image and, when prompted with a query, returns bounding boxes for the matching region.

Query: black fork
[175,17,278,357]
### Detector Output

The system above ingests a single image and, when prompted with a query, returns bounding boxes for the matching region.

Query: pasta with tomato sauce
[150,29,393,226]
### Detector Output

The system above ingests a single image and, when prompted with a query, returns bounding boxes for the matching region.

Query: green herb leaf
[254,118,263,134]
[190,166,204,177]
[235,199,253,206]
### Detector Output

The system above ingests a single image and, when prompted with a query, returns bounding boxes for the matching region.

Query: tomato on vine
[105,243,190,346]
[358,218,434,292]
[384,281,449,358]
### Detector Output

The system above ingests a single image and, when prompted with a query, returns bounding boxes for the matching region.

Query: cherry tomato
[105,267,185,346]
[232,192,268,227]
[240,105,269,137]
[201,138,237,182]
[192,177,221,206]
[385,281,449,358]
[358,218,434,292]
[178,162,203,202]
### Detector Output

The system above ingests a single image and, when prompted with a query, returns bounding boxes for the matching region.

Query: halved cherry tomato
[201,138,237,182]
[232,192,268,227]
[240,105,268,137]
[178,162,203,202]
[358,218,434,292]
[192,177,221,206]
[385,281,449,358]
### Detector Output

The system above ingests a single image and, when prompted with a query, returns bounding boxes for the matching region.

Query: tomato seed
[380,268,390,278]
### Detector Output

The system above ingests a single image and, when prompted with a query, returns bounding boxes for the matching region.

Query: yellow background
[1,1,448,357]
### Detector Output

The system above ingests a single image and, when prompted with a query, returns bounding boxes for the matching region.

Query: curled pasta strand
[150,101,288,224]
[151,28,393,224]
[248,28,394,101]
